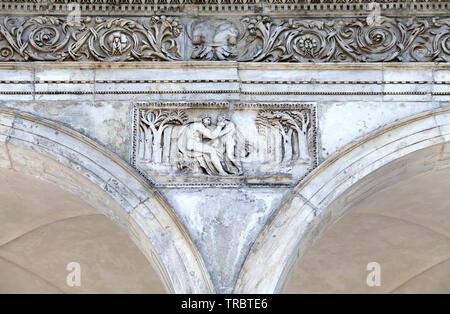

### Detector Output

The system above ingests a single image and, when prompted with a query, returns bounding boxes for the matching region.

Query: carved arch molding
[0,108,215,293]
[0,0,448,294]
[235,107,450,293]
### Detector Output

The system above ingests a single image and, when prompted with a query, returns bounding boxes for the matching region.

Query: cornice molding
[0,1,448,18]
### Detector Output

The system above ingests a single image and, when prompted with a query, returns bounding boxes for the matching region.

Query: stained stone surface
[0,14,448,63]
[161,187,289,293]
[0,0,447,293]
[285,167,450,293]
[0,61,448,293]
[131,103,317,186]
[4,101,131,161]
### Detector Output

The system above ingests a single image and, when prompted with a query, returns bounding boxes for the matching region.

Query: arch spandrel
[0,0,448,295]
[0,108,214,294]
[235,107,450,293]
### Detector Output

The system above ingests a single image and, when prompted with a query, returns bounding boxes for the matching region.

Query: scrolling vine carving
[238,16,450,62]
[0,15,448,62]
[0,16,183,61]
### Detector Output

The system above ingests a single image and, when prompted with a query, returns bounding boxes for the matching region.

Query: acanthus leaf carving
[0,16,183,61]
[238,16,449,62]
[0,15,447,62]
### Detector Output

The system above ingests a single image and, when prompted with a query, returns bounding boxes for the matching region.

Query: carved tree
[256,111,291,166]
[256,111,283,164]
[290,110,311,162]
[256,110,312,168]
[139,122,153,162]
[140,110,187,163]
[240,16,450,63]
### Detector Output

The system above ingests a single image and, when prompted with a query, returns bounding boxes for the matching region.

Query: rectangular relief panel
[131,102,318,187]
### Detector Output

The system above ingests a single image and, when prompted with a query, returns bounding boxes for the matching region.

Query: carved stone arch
[0,108,214,294]
[235,107,450,293]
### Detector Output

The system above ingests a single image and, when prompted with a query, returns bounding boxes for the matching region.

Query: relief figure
[177,115,228,175]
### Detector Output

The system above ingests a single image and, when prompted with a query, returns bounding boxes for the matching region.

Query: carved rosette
[239,16,450,62]
[0,16,183,61]
[0,15,448,62]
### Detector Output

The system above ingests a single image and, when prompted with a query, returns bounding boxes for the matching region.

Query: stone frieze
[0,15,448,62]
[0,16,182,61]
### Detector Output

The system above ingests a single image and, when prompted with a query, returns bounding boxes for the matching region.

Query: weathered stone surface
[161,187,289,294]
[0,101,131,161]
[0,113,13,169]
[0,0,447,294]
[0,14,448,62]
[132,102,317,186]
[319,101,442,161]
[0,61,448,293]
[235,108,450,293]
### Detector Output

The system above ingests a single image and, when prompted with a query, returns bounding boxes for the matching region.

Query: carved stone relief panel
[131,103,318,187]
[0,15,448,62]
[186,16,450,62]
[189,19,243,61]
[0,16,183,61]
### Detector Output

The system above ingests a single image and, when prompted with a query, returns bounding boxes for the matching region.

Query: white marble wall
[0,62,448,293]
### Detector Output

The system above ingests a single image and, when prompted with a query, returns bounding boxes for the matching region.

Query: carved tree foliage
[256,110,312,170]
[133,106,317,180]
[0,16,183,61]
[139,109,187,163]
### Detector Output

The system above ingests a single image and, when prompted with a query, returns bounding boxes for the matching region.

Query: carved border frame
[130,101,318,188]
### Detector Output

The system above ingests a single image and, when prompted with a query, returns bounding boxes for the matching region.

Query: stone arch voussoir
[235,107,450,293]
[0,108,214,294]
